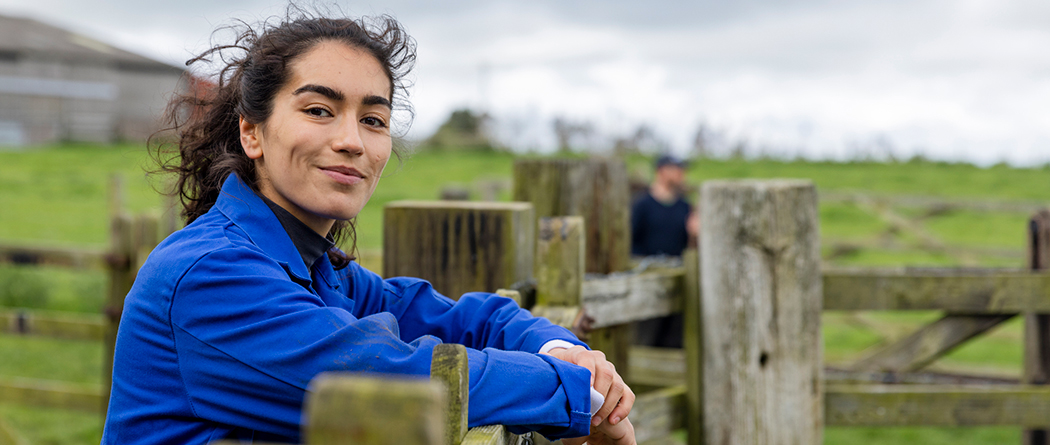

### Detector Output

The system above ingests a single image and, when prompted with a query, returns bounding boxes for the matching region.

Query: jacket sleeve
[169,246,593,440]
[344,263,585,354]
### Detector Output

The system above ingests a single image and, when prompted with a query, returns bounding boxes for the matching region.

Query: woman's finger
[596,416,635,444]
[594,378,624,424]
[608,384,636,425]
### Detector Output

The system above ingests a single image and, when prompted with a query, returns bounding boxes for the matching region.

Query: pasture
[1,144,1048,443]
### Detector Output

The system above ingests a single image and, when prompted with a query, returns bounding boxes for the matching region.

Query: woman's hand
[563,417,636,445]
[542,346,636,443]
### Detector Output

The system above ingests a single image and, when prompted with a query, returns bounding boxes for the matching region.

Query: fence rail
[824,268,1050,312]
[826,384,1050,427]
[0,243,111,270]
[0,309,104,340]
[0,376,102,414]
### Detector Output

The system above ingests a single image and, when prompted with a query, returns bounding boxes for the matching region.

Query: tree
[552,117,595,153]
[422,108,498,152]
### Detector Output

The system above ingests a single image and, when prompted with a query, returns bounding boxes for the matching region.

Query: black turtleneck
[256,193,334,268]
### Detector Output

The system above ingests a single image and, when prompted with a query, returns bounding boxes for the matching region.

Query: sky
[1,0,1048,165]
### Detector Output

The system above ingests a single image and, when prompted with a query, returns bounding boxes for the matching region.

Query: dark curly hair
[153,8,416,268]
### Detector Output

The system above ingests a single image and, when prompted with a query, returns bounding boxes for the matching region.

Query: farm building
[0,14,187,146]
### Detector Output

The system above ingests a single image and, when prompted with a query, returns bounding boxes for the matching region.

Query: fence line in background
[6,164,1050,444]
[0,174,171,417]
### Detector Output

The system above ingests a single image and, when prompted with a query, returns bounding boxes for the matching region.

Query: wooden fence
[3,162,1050,444]
[376,160,1050,445]
[0,175,168,417]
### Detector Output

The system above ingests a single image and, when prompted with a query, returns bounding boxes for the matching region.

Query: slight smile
[320,166,364,185]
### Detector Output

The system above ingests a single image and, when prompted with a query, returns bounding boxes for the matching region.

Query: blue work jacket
[102,174,593,443]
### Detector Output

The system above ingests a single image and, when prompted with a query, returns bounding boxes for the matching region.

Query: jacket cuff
[538,339,579,354]
[532,353,593,439]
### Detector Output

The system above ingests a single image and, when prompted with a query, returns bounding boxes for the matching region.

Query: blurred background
[0,1,1048,444]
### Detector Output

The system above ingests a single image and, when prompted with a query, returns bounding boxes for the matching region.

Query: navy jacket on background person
[102,174,593,443]
[630,191,691,257]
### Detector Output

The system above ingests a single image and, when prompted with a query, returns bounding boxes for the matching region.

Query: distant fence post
[513,159,631,370]
[102,176,132,417]
[1025,210,1050,445]
[102,173,162,418]
[700,180,823,444]
[383,201,535,300]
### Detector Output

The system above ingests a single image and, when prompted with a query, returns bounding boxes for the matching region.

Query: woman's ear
[240,116,264,160]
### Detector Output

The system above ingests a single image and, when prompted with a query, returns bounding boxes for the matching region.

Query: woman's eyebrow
[363,95,392,109]
[293,84,344,101]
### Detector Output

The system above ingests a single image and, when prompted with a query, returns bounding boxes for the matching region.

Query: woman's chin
[320,208,361,222]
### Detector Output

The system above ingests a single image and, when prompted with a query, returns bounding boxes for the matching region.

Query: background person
[102,10,634,444]
[630,154,698,348]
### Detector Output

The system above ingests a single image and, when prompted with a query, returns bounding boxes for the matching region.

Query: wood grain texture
[826,384,1050,427]
[823,268,1050,312]
[432,344,469,445]
[681,249,704,445]
[305,373,445,445]
[383,201,534,301]
[850,314,1014,372]
[460,425,531,445]
[627,347,686,387]
[529,305,582,330]
[580,267,683,328]
[632,385,687,444]
[535,217,584,307]
[461,425,506,445]
[700,180,823,445]
[0,309,104,340]
[512,158,629,275]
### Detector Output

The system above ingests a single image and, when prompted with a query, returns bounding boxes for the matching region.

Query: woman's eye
[305,107,332,118]
[361,116,388,128]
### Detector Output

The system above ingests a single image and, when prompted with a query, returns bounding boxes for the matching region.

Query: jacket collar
[214,174,313,284]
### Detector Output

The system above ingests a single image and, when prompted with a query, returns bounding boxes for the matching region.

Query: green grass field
[1,144,1048,444]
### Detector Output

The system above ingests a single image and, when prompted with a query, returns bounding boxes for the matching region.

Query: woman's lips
[320,166,364,185]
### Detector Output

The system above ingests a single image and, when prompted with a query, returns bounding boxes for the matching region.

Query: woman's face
[240,40,393,236]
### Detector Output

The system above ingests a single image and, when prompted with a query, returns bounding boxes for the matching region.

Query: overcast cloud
[1,0,1047,165]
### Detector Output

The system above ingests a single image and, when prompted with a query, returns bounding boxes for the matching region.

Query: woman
[102,10,635,444]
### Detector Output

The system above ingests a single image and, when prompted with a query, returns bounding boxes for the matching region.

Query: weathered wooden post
[432,344,470,445]
[1025,210,1050,445]
[383,201,535,300]
[513,159,631,370]
[513,159,630,274]
[304,373,446,445]
[531,217,586,333]
[700,180,822,444]
[682,248,704,445]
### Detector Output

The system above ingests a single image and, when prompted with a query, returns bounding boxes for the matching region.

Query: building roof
[0,14,184,74]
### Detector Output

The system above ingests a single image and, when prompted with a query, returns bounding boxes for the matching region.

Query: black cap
[654,154,687,169]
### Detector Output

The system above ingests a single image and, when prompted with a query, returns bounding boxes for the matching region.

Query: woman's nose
[332,119,365,155]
